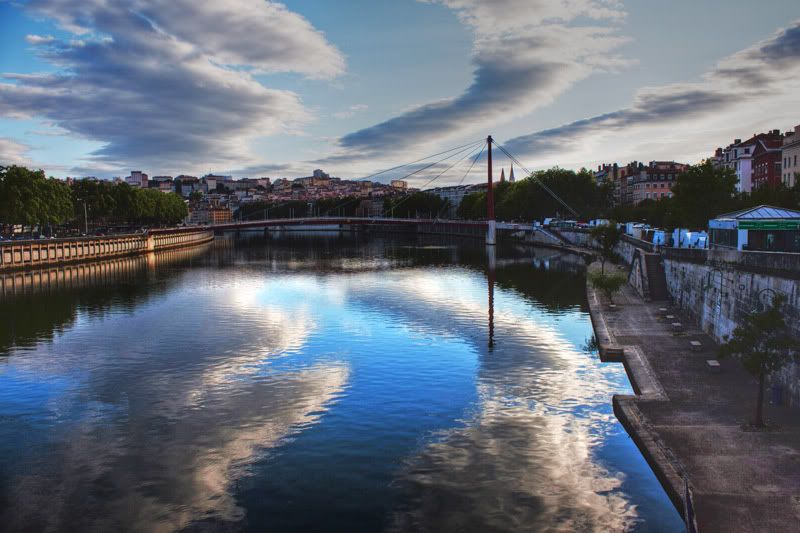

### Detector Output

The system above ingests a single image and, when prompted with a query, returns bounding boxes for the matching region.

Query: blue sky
[1,0,799,185]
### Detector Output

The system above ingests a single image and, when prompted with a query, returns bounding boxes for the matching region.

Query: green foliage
[590,222,620,272]
[719,294,799,426]
[72,179,187,226]
[610,162,800,230]
[610,198,674,228]
[237,198,364,220]
[670,161,738,228]
[384,192,449,218]
[587,271,627,303]
[457,191,486,219]
[0,167,186,230]
[610,162,739,229]
[0,165,74,228]
[456,168,611,221]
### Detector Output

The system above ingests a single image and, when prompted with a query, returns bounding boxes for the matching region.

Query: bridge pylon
[486,135,496,245]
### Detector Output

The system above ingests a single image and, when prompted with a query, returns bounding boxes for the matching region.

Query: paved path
[587,263,800,532]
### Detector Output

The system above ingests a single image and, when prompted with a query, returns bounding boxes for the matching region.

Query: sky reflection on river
[0,234,682,532]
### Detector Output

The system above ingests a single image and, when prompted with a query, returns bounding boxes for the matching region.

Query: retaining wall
[663,248,800,406]
[0,229,214,271]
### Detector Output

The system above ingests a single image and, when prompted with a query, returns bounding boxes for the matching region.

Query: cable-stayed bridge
[222,136,579,245]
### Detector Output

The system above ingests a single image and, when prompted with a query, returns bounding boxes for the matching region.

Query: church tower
[510,164,515,183]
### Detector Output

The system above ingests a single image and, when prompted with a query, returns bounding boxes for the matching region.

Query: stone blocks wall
[663,250,800,406]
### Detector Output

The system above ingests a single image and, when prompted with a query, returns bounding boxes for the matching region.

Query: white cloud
[502,21,800,167]
[24,34,55,45]
[0,137,32,165]
[0,1,345,174]
[330,0,629,162]
[333,104,369,119]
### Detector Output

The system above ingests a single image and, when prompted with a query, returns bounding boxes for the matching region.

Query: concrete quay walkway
[587,263,800,532]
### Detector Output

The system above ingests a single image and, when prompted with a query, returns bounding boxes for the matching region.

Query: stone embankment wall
[0,229,214,271]
[662,248,800,405]
[558,228,800,405]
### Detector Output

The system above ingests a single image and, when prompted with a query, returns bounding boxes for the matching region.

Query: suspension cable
[350,139,485,182]
[455,142,485,187]
[435,143,487,217]
[321,140,484,217]
[386,140,486,217]
[491,139,579,218]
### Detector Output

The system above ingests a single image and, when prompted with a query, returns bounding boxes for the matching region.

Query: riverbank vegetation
[457,168,613,221]
[0,165,187,231]
[458,162,800,230]
[719,294,800,427]
[587,271,627,304]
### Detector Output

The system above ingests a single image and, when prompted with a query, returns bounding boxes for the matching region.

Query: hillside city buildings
[61,123,800,222]
[68,169,416,223]
[588,124,800,211]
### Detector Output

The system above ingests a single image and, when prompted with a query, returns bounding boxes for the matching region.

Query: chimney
[734,138,741,144]
[795,125,800,135]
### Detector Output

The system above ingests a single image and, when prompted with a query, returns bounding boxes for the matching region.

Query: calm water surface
[0,234,683,532]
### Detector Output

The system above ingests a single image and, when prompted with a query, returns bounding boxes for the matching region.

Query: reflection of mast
[487,245,496,350]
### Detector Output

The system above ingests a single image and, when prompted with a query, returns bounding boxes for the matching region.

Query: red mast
[487,135,494,220]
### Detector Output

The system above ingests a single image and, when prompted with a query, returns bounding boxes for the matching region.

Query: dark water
[0,233,683,532]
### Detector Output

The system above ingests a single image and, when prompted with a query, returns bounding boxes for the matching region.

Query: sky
[1,0,799,186]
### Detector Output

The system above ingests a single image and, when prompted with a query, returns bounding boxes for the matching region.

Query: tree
[587,271,627,304]
[0,166,74,232]
[670,161,737,228]
[719,294,799,427]
[385,192,448,218]
[590,222,620,273]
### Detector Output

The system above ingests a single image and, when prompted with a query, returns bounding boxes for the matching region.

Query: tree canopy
[457,168,613,221]
[0,166,187,231]
[384,192,449,218]
[0,165,73,227]
[590,222,620,273]
[72,179,187,226]
[719,294,799,427]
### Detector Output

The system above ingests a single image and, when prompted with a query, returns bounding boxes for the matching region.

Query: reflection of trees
[492,262,588,313]
[0,234,586,355]
[0,245,209,353]
[213,234,587,314]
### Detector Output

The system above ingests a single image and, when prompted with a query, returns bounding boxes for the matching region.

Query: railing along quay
[0,228,214,271]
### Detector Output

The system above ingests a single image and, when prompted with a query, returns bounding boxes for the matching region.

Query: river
[0,233,683,532]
